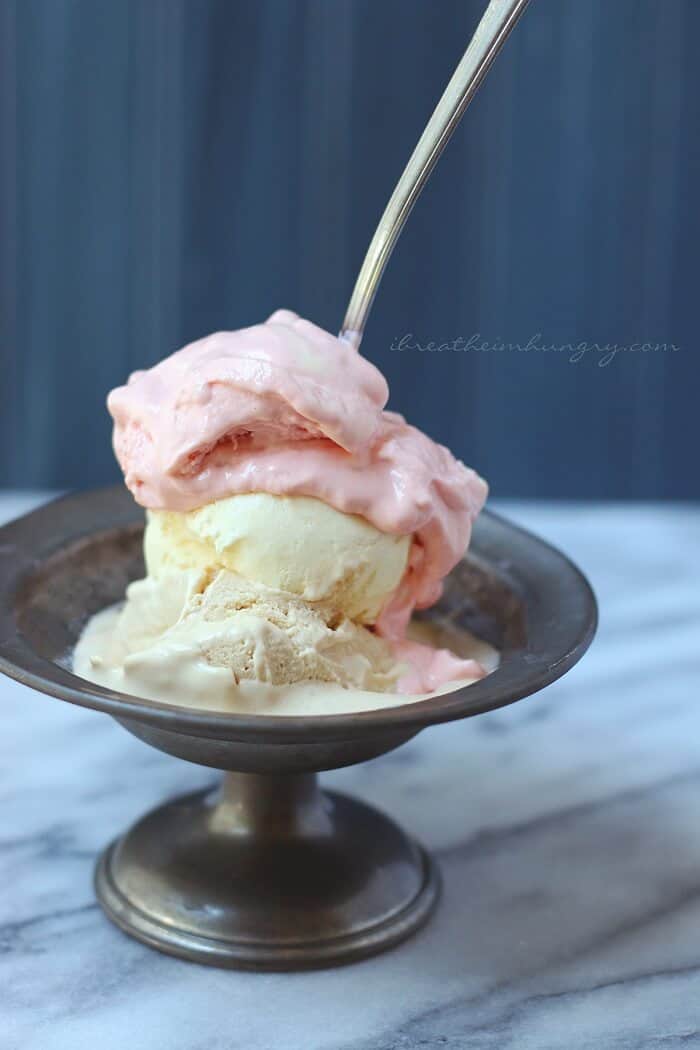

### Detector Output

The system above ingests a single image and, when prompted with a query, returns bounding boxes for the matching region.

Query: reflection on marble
[2,492,700,1049]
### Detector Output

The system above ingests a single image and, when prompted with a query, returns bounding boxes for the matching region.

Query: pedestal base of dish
[94,771,440,971]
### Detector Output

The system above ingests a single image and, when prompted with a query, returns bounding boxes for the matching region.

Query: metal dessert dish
[0,487,597,970]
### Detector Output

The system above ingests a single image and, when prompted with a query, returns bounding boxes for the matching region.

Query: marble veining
[2,493,700,1049]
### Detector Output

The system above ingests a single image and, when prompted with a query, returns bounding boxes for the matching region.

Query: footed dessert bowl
[0,487,596,970]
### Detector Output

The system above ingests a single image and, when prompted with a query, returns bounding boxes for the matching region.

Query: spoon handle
[340,0,530,348]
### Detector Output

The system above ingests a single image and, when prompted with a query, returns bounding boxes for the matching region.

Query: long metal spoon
[340,0,530,348]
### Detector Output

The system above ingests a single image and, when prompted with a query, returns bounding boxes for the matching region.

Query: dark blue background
[1,0,698,499]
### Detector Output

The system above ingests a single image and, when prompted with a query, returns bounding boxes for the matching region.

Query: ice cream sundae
[74,310,494,713]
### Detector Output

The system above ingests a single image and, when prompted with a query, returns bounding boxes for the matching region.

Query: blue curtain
[1,0,698,498]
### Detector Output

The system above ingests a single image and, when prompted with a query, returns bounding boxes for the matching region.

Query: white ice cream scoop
[144,493,411,624]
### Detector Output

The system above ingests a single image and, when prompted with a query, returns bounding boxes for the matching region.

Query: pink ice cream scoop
[108,309,489,691]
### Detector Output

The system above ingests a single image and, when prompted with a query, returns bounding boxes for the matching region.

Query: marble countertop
[2,492,700,1050]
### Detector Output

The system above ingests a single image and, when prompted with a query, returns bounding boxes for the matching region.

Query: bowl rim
[0,486,597,744]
